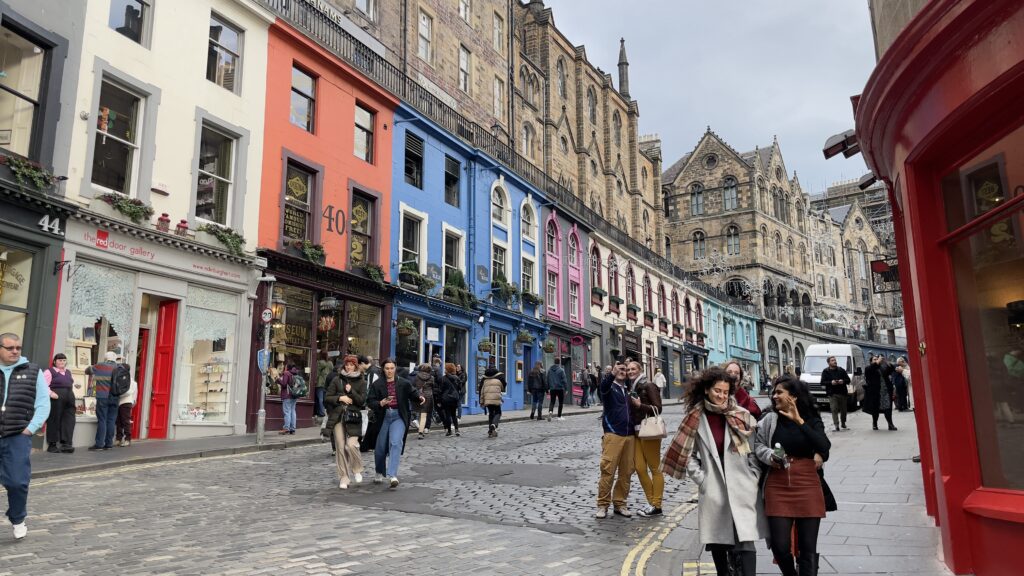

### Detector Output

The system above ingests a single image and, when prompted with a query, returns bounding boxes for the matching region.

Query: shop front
[683,341,708,376]
[728,344,763,393]
[392,291,474,405]
[542,322,597,405]
[658,337,686,399]
[57,216,259,445]
[248,249,393,432]
[855,1,1024,573]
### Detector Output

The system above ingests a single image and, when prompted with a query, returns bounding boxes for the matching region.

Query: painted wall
[258,20,397,271]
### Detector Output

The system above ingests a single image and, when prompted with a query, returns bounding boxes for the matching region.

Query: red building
[856,1,1024,573]
[248,17,398,432]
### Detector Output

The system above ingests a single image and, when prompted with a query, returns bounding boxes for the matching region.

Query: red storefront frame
[856,1,1024,574]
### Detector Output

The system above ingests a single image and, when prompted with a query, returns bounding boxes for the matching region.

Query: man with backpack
[85,351,127,450]
[278,364,305,435]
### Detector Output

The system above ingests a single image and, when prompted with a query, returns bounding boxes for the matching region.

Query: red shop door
[132,328,149,440]
[148,300,178,439]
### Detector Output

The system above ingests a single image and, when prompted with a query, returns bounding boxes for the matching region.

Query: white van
[800,343,867,410]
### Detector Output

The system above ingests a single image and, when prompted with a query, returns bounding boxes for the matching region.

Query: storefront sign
[623,330,641,350]
[728,344,762,362]
[78,227,244,281]
[684,342,708,356]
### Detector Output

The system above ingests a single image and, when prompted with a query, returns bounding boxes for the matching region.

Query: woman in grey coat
[663,367,765,576]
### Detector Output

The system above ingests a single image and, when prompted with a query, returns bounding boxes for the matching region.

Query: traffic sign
[261,308,273,323]
[257,349,270,374]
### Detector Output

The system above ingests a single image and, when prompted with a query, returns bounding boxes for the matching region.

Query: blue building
[389,104,547,414]
[705,298,763,390]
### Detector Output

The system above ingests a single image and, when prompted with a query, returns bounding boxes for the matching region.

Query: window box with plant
[521,291,543,307]
[398,263,436,295]
[93,193,155,224]
[516,330,535,344]
[0,154,58,191]
[477,340,494,353]
[359,263,386,289]
[491,272,520,305]
[541,339,556,354]
[196,224,247,256]
[442,269,477,309]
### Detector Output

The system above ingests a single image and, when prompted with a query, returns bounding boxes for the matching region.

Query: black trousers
[708,546,755,576]
[115,403,133,441]
[486,405,502,428]
[548,390,564,416]
[872,410,895,428]
[767,516,821,576]
[46,387,76,447]
[440,404,459,432]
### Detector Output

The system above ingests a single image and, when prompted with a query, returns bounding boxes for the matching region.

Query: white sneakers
[373,473,385,484]
[595,507,608,519]
[354,473,363,484]
[339,481,349,490]
[389,477,399,488]
[13,522,26,539]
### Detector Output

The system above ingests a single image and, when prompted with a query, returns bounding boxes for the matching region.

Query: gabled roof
[662,128,750,186]
[828,205,852,224]
[661,153,691,184]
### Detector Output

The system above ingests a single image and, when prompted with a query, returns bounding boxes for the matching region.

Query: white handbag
[638,406,668,439]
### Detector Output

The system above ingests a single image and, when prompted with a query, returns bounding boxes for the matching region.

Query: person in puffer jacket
[412,364,435,439]
[478,366,506,438]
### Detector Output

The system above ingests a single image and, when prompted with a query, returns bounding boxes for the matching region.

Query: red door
[132,328,149,439]
[148,300,178,439]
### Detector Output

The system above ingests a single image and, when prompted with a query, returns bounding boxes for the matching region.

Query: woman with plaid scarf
[662,367,765,576]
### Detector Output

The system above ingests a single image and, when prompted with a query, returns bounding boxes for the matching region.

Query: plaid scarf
[661,398,755,480]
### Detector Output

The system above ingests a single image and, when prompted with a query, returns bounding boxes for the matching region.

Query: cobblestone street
[1,409,695,575]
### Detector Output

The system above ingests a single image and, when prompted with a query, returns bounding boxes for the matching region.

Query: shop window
[270,284,313,394]
[346,301,381,358]
[0,245,33,337]
[445,156,460,207]
[0,25,45,159]
[180,286,238,422]
[444,327,468,402]
[92,81,142,195]
[489,330,508,376]
[404,132,423,188]
[491,244,506,279]
[283,162,314,243]
[109,0,151,45]
[289,65,315,132]
[354,103,374,163]
[350,193,374,266]
[65,262,136,415]
[395,313,421,373]
[195,124,235,226]
[207,14,242,93]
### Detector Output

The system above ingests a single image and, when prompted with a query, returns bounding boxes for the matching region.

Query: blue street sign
[257,349,270,374]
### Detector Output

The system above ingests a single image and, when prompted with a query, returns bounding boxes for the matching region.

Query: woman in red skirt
[753,375,831,576]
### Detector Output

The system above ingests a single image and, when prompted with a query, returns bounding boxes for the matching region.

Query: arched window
[587,87,597,123]
[770,189,779,217]
[797,203,805,232]
[612,112,622,146]
[658,284,666,316]
[774,233,782,261]
[642,210,650,233]
[814,243,822,264]
[726,226,740,255]
[723,177,737,210]
[608,254,619,297]
[761,226,769,256]
[830,277,839,298]
[829,246,836,266]
[685,298,693,329]
[799,243,808,273]
[491,187,507,225]
[693,231,706,259]
[556,58,566,99]
[643,275,653,310]
[590,246,602,289]
[696,302,704,332]
[782,341,792,371]
[787,238,794,267]
[745,324,752,348]
[522,123,535,160]
[858,240,869,279]
[783,194,791,224]
[626,266,636,305]
[642,167,648,188]
[521,203,534,240]
[690,183,704,216]
[568,233,580,267]
[671,290,679,323]
[768,337,780,375]
[545,220,558,255]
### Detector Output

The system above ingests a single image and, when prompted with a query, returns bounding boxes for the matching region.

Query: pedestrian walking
[85,351,120,450]
[455,364,467,420]
[653,366,667,400]
[753,376,831,576]
[439,363,461,436]
[43,353,76,453]
[662,367,764,576]
[114,360,137,446]
[325,354,366,489]
[277,363,299,435]
[366,358,422,488]
[0,332,50,540]
[315,351,332,420]
[724,361,762,419]
[478,366,506,437]
[863,355,897,430]
[590,364,600,405]
[629,361,665,518]
[896,357,913,410]
[893,364,909,412]
[412,363,435,439]
[527,362,547,420]
[595,360,639,518]
[546,357,568,421]
[820,356,851,431]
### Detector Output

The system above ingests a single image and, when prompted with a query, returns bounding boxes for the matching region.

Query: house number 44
[37,214,64,236]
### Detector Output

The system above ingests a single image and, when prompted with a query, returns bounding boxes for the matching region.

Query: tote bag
[638,406,668,439]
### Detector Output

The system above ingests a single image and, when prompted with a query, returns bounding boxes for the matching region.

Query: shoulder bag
[638,405,668,439]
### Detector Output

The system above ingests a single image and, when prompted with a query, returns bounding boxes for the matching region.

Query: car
[800,343,866,411]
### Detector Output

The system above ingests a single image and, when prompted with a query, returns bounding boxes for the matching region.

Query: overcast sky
[543,0,876,195]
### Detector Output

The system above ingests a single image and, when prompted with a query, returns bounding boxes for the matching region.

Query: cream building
[54,0,271,444]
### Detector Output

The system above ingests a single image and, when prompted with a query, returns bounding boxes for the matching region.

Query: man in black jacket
[821,356,851,432]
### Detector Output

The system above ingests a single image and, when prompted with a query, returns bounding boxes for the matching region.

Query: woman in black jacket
[324,354,366,489]
[366,358,423,488]
[863,355,897,430]
[527,362,547,420]
[439,363,462,436]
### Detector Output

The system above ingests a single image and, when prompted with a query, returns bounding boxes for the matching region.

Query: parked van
[800,343,867,410]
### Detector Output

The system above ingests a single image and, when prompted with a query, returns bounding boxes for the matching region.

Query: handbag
[846,383,856,396]
[638,406,668,439]
[343,408,363,425]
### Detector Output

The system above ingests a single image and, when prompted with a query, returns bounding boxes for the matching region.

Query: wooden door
[148,300,178,439]
[132,328,150,439]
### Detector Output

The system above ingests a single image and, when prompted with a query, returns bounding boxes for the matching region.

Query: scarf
[661,397,755,480]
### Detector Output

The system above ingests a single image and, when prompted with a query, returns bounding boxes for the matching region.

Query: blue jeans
[530,391,545,416]
[282,398,297,431]
[375,409,405,478]
[314,388,326,417]
[0,433,31,525]
[94,395,118,448]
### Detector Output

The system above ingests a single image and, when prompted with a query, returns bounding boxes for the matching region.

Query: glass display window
[178,286,238,423]
[346,301,381,359]
[0,244,33,336]
[395,312,421,373]
[270,283,313,394]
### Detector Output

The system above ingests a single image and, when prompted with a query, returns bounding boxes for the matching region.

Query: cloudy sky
[544,0,876,195]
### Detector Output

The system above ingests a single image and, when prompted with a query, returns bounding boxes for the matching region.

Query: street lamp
[256,274,276,445]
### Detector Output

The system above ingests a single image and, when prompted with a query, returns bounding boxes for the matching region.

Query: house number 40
[37,215,64,236]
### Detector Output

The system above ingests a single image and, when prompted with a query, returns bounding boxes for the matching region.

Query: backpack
[288,373,308,398]
[110,364,132,397]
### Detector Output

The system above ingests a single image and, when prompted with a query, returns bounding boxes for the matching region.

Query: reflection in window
[0,245,33,336]
[395,313,421,373]
[180,287,237,422]
[270,283,312,395]
[346,301,381,359]
[0,27,45,158]
[92,81,141,194]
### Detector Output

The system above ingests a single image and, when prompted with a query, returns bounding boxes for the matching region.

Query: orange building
[247,18,398,432]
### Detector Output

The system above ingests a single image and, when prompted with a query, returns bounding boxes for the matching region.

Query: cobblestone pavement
[1,408,696,576]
